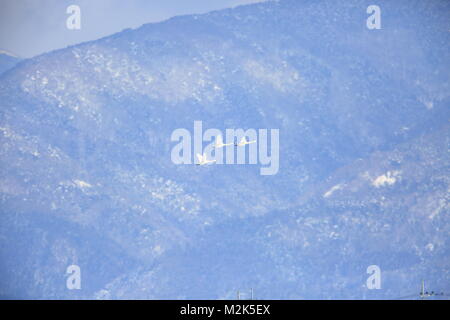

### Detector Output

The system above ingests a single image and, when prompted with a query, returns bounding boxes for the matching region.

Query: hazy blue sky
[0,0,265,58]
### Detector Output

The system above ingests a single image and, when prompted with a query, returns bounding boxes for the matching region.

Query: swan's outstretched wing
[239,137,247,144]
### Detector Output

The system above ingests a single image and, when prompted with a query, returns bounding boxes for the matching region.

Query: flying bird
[196,153,216,165]
[214,135,233,148]
[235,137,256,147]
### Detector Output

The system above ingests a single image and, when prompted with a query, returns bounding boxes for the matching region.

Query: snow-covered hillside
[0,0,449,299]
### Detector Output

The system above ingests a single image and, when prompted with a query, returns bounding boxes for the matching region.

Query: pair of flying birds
[196,136,256,165]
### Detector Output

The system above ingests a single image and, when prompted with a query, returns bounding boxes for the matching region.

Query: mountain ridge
[0,0,449,299]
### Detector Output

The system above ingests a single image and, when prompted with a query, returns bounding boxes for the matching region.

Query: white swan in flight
[235,137,256,147]
[196,153,216,165]
[214,135,233,148]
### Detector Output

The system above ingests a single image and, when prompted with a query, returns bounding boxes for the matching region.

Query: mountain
[0,0,449,299]
[0,50,21,75]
